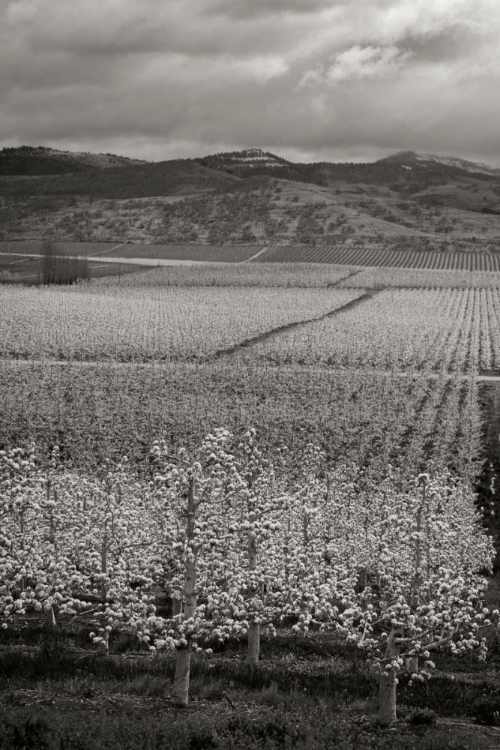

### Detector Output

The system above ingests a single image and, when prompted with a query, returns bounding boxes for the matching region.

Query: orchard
[0,430,496,725]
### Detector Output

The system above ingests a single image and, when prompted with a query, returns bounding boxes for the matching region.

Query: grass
[1,627,500,749]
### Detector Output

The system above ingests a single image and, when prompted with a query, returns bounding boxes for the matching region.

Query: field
[4,238,500,271]
[262,243,500,270]
[237,288,500,373]
[2,261,500,749]
[0,251,151,284]
[0,240,261,263]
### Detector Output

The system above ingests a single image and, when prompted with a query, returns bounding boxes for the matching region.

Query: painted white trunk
[172,646,191,707]
[171,476,197,707]
[247,622,260,667]
[379,670,397,726]
[379,628,401,726]
[45,605,57,630]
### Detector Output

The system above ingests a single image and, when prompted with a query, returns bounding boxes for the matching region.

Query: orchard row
[4,282,500,372]
[0,430,496,723]
[239,287,500,373]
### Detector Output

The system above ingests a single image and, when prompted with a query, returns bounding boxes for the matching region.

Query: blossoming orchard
[2,260,500,739]
[1,429,497,723]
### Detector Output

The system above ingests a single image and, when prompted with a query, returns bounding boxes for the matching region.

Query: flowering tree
[1,436,496,723]
[0,448,163,651]
[142,429,290,704]
[0,445,81,628]
[335,472,497,725]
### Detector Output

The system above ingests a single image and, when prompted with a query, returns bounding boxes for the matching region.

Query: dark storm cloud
[1,0,499,166]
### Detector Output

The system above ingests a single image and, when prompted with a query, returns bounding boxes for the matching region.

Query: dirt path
[243,246,269,262]
[0,252,229,267]
[327,268,364,287]
[213,289,381,358]
[1,357,500,380]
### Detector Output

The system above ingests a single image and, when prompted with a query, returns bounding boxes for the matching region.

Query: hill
[195,148,500,211]
[195,148,292,174]
[0,159,239,201]
[195,149,500,209]
[0,145,146,176]
[378,151,500,177]
[0,145,500,250]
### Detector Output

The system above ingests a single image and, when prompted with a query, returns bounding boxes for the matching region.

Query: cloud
[1,0,500,166]
[300,45,413,87]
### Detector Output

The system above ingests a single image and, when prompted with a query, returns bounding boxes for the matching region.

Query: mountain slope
[0,159,240,200]
[378,151,500,177]
[0,146,147,176]
[1,145,500,249]
[196,148,500,214]
[195,148,292,174]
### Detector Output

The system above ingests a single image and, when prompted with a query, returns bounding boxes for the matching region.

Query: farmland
[0,252,150,285]
[2,261,500,748]
[239,288,500,374]
[4,238,500,272]
[262,243,500,270]
[0,285,362,361]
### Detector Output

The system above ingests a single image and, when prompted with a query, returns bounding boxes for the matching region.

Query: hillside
[195,148,500,213]
[195,148,292,173]
[1,145,500,249]
[2,173,500,250]
[0,159,239,201]
[378,151,500,177]
[0,145,146,175]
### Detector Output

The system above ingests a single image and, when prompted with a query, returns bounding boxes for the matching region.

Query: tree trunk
[172,477,197,707]
[379,628,401,726]
[45,605,57,630]
[248,621,260,667]
[247,531,260,667]
[172,645,191,707]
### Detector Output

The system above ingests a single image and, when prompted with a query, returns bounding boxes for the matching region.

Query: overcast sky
[2,0,500,165]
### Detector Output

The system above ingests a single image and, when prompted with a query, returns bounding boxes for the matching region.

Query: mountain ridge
[3,143,499,180]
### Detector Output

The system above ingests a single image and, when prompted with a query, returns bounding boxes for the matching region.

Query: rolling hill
[0,145,500,251]
[0,145,147,176]
[0,159,239,200]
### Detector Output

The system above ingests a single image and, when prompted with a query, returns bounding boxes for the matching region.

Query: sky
[1,0,500,166]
